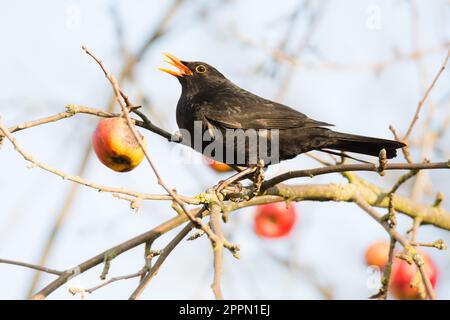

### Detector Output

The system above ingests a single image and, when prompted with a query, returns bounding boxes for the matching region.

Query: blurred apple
[390,252,438,300]
[204,157,233,172]
[254,202,297,238]
[92,117,146,172]
[364,242,439,300]
[365,241,391,268]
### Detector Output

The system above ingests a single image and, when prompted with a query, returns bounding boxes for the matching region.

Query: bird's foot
[211,167,256,222]
[213,166,256,193]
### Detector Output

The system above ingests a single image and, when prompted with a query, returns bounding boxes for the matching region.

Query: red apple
[390,252,438,300]
[204,157,233,172]
[254,202,297,238]
[92,117,146,172]
[365,241,391,268]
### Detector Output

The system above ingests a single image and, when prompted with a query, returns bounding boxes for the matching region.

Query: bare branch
[261,160,450,191]
[30,212,192,300]
[129,222,194,300]
[246,183,450,230]
[77,270,145,295]
[0,259,63,276]
[403,49,450,140]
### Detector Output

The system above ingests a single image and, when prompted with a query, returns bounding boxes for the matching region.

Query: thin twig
[388,169,419,195]
[83,270,144,294]
[371,237,396,300]
[403,50,450,140]
[3,104,177,145]
[0,259,63,276]
[409,218,422,243]
[128,222,194,300]
[389,125,413,163]
[209,205,225,300]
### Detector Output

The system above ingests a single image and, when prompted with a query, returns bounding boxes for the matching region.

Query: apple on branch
[92,117,146,172]
[364,241,439,299]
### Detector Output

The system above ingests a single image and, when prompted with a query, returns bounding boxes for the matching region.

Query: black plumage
[160,53,405,166]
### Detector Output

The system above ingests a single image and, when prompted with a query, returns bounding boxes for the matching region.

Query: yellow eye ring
[195,65,207,73]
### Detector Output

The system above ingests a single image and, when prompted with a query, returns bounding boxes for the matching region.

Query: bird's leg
[252,160,266,195]
[213,167,254,222]
[214,166,257,194]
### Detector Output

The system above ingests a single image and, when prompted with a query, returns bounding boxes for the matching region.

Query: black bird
[159,53,405,167]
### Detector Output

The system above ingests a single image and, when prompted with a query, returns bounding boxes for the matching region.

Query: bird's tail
[326,131,406,159]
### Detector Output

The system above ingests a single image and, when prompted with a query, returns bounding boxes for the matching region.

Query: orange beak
[158,52,193,77]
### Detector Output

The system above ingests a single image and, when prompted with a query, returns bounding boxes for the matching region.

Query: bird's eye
[195,65,207,73]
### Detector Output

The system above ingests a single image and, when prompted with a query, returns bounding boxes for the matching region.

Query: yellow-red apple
[92,117,146,172]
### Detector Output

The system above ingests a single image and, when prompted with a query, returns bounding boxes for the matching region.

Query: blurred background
[0,0,449,299]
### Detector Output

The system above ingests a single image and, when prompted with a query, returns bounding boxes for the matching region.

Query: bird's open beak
[158,52,193,77]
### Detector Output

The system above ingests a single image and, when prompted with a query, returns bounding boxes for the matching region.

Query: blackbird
[159,53,405,167]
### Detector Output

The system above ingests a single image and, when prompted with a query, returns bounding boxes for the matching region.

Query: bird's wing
[200,87,333,130]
